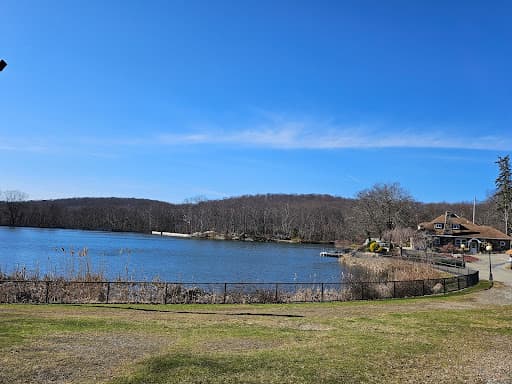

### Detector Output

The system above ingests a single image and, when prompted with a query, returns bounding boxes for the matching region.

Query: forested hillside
[0,191,503,242]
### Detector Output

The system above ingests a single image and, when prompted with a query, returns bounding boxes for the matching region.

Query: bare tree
[355,183,415,239]
[383,226,416,256]
[2,190,29,226]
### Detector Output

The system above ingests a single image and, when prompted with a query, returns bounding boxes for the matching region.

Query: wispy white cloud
[0,137,49,153]
[3,117,510,153]
[156,120,511,151]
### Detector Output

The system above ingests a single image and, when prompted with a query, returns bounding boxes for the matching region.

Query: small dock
[320,249,351,258]
[151,231,192,238]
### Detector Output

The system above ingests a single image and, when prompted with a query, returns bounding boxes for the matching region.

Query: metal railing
[0,269,479,304]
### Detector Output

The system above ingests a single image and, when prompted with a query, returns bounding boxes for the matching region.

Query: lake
[0,227,346,283]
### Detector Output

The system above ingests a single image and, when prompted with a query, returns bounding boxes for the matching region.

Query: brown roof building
[418,211,512,253]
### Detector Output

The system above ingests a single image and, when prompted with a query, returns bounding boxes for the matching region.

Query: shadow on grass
[72,304,304,318]
[110,352,353,384]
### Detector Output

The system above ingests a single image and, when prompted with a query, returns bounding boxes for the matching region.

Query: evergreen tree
[495,155,512,235]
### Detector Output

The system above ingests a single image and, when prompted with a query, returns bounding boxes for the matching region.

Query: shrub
[369,241,380,253]
[440,243,455,254]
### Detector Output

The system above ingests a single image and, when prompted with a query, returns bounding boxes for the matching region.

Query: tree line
[0,190,505,243]
[2,152,511,243]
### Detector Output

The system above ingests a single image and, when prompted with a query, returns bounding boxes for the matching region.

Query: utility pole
[473,197,476,224]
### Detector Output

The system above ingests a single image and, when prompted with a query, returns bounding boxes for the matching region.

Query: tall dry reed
[339,255,445,282]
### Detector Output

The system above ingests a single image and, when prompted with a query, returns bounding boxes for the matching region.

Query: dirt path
[468,281,512,306]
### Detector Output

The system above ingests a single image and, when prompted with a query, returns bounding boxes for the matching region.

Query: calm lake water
[0,227,346,283]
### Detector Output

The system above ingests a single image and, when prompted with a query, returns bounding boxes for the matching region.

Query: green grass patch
[110,350,375,384]
[0,312,137,348]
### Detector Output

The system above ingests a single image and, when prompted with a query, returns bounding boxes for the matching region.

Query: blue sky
[1,0,511,203]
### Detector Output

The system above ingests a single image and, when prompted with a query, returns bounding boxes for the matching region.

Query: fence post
[163,283,168,304]
[45,281,50,304]
[393,281,396,298]
[275,283,279,303]
[223,283,227,304]
[361,282,365,300]
[443,278,446,294]
[321,283,324,302]
[106,282,110,304]
[457,276,460,291]
[422,280,425,296]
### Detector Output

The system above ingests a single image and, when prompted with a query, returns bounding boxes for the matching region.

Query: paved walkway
[465,252,512,284]
[461,252,512,305]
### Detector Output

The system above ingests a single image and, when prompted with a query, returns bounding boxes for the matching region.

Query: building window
[452,224,460,230]
[455,239,467,247]
[434,223,444,229]
[433,237,440,246]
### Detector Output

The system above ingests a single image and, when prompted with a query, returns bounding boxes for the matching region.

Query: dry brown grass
[0,332,173,384]
[1,255,465,305]
[339,255,445,282]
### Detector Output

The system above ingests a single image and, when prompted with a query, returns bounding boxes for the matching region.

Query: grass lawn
[1,281,511,384]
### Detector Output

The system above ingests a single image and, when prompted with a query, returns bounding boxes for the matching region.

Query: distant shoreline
[0,225,334,246]
[150,230,334,245]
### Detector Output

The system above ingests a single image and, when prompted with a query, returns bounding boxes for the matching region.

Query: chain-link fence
[0,269,479,304]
